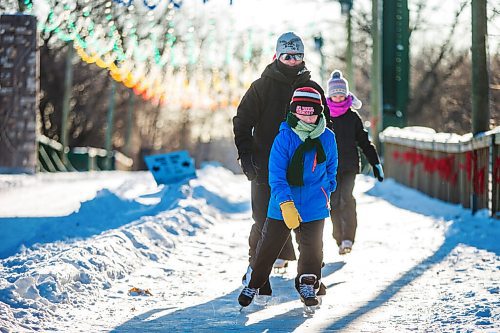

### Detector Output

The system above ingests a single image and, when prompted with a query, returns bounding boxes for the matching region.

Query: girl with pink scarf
[326,70,384,255]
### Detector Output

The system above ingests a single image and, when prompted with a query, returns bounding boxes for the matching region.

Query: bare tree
[345,1,498,135]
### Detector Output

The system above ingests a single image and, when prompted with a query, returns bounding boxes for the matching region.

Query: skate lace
[299,284,315,298]
[241,287,258,298]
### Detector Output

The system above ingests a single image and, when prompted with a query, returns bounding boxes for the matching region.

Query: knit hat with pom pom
[327,70,349,97]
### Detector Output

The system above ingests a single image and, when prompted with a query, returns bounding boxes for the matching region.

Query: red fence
[380,127,500,218]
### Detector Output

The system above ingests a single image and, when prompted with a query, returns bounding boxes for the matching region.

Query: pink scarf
[327,95,352,118]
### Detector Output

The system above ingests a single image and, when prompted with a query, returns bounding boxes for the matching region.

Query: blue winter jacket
[267,122,338,222]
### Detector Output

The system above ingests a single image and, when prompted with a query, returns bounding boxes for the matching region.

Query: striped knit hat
[290,87,323,116]
[327,70,349,97]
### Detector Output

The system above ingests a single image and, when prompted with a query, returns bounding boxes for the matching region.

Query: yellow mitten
[279,201,302,229]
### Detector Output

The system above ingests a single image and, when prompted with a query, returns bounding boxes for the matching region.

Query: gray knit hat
[276,32,304,59]
[327,70,349,97]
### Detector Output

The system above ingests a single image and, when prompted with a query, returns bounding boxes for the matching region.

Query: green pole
[371,0,382,150]
[17,0,26,12]
[397,0,410,127]
[320,51,326,86]
[339,0,354,88]
[314,35,325,85]
[105,79,116,170]
[471,0,490,135]
[382,0,409,129]
[346,9,354,90]
[61,41,74,167]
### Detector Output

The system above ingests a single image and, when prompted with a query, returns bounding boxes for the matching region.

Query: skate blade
[303,305,317,315]
[339,248,351,255]
[254,295,272,306]
[273,267,287,274]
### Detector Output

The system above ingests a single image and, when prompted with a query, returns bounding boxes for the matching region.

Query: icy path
[0,166,498,332]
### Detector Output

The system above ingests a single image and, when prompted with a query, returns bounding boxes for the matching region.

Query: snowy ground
[0,164,498,332]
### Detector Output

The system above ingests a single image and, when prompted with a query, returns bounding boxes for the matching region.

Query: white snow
[0,164,498,332]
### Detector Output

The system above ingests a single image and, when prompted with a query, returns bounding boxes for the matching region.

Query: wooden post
[471,0,490,135]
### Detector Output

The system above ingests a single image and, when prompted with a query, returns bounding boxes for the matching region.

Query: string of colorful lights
[27,0,261,108]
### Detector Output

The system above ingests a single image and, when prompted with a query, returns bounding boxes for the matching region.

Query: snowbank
[0,165,249,332]
[0,165,498,332]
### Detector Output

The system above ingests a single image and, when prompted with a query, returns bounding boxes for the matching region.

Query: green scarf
[286,113,327,186]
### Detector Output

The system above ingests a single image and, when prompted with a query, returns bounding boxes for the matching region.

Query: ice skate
[273,258,288,274]
[303,304,316,315]
[253,279,272,306]
[339,240,353,255]
[254,294,272,306]
[297,274,319,314]
[238,286,257,308]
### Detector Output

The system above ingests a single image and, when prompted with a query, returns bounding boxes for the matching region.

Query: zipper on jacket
[312,152,317,172]
[320,186,330,210]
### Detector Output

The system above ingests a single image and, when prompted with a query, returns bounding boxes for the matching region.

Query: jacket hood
[279,121,292,132]
[261,60,311,85]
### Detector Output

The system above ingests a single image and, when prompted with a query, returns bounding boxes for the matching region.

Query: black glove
[239,154,257,181]
[372,163,384,182]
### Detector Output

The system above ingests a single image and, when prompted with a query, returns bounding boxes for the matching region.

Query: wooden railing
[379,127,500,218]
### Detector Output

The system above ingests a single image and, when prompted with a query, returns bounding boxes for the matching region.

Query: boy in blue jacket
[238,87,338,307]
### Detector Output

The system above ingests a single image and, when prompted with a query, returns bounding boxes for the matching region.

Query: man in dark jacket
[233,32,330,296]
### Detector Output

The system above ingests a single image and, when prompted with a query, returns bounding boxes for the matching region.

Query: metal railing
[380,127,499,218]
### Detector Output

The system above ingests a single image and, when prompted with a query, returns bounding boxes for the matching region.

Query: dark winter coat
[233,60,330,184]
[268,122,338,222]
[328,109,379,174]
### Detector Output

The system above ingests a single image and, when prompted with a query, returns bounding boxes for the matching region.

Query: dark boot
[316,281,327,296]
[238,287,257,307]
[259,279,272,296]
[297,274,319,306]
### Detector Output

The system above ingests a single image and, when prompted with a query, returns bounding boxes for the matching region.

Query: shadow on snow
[322,180,499,330]
[366,180,499,256]
[110,262,345,332]
[111,180,498,331]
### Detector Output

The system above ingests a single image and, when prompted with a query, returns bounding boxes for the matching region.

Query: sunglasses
[281,53,304,61]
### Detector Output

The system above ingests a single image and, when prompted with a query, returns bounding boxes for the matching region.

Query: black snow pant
[248,218,324,292]
[249,180,296,264]
[330,171,357,246]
